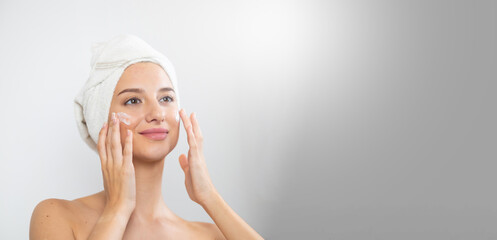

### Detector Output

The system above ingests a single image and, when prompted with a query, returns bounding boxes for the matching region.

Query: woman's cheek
[166,110,180,123]
[170,110,180,132]
[117,112,132,125]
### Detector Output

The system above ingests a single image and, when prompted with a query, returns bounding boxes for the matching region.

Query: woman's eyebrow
[118,87,175,96]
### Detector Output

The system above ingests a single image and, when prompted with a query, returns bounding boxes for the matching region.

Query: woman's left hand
[178,109,218,206]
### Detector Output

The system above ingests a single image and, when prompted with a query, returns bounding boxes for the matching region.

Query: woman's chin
[133,143,171,162]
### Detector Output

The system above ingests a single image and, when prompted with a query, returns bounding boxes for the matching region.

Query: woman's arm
[178,109,264,240]
[87,114,137,239]
[87,205,132,240]
[201,192,264,240]
[32,116,135,240]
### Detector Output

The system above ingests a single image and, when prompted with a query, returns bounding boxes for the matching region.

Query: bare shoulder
[30,192,104,240]
[30,198,75,239]
[190,221,226,240]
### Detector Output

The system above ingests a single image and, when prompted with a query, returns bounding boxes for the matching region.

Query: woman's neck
[127,157,180,224]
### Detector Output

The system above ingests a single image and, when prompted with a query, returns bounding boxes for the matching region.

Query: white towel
[74,34,180,153]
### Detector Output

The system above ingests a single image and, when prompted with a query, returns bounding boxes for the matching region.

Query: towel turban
[74,34,181,153]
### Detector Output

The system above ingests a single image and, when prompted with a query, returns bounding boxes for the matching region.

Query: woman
[29,35,264,239]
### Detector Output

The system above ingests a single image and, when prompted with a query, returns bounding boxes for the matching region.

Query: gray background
[0,0,496,239]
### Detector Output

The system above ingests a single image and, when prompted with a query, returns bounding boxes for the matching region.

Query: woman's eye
[125,98,141,105]
[160,96,174,102]
[125,96,173,105]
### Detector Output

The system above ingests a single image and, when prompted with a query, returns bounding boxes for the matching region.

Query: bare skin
[30,62,263,239]
[33,192,217,239]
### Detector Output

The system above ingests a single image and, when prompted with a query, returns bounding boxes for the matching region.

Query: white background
[0,0,496,239]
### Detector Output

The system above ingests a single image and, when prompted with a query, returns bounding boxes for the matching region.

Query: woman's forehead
[116,62,173,90]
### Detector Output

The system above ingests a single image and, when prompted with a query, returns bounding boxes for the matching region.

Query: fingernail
[127,129,131,136]
[112,112,117,124]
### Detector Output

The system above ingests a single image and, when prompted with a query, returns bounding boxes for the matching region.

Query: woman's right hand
[97,112,136,215]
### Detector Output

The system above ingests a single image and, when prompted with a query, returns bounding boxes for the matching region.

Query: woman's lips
[140,132,168,140]
[138,128,169,140]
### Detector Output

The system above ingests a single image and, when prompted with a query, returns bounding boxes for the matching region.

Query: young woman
[29,35,263,240]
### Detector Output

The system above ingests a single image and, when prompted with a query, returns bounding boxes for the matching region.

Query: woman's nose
[145,103,166,123]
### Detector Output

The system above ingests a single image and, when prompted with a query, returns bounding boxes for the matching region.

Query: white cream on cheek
[116,112,131,125]
[117,111,178,125]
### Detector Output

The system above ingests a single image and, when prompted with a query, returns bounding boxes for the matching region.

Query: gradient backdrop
[0,0,496,239]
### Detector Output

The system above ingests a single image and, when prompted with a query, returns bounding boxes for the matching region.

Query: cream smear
[116,112,131,125]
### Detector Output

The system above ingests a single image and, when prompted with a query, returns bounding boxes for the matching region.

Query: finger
[98,122,109,184]
[179,109,197,149]
[179,109,192,134]
[190,112,203,149]
[123,129,133,168]
[97,122,108,166]
[183,117,198,150]
[111,112,123,168]
[179,109,195,144]
[106,113,114,171]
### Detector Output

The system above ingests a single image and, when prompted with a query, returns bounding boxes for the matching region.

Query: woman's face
[107,62,180,162]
